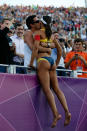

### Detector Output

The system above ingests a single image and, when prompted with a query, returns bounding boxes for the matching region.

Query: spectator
[0,18,13,72]
[0,5,87,77]
[11,23,25,74]
[51,32,66,76]
[81,30,87,40]
[64,38,87,78]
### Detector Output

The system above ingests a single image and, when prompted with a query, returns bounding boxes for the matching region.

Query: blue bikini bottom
[37,56,54,66]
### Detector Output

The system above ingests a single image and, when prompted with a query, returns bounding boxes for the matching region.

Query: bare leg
[37,61,61,128]
[50,64,71,126]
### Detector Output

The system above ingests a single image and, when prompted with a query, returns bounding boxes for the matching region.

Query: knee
[43,88,51,95]
[53,87,62,94]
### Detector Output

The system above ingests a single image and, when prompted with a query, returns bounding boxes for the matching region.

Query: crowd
[0,4,87,77]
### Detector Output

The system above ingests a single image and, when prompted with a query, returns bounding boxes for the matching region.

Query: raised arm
[65,53,87,69]
[53,38,62,66]
[29,35,40,67]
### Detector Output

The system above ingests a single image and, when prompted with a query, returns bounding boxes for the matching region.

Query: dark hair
[15,23,23,29]
[59,38,65,42]
[26,15,36,29]
[74,38,83,44]
[68,40,72,44]
[52,20,56,24]
[43,16,52,40]
[52,31,58,34]
[2,17,10,24]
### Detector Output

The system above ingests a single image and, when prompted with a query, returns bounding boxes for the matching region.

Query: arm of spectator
[13,42,24,58]
[65,54,78,69]
[60,42,66,58]
[77,55,87,67]
[10,42,16,51]
[53,38,62,66]
[62,46,66,59]
[15,53,24,58]
[65,58,74,69]
[67,42,71,48]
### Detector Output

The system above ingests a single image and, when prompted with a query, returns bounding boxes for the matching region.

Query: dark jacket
[0,27,11,64]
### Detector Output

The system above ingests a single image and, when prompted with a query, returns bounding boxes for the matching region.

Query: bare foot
[64,112,71,126]
[51,114,62,128]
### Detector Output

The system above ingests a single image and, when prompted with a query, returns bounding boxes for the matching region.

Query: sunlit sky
[0,0,86,7]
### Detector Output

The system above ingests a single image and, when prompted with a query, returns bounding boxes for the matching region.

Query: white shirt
[81,34,86,40]
[58,57,65,67]
[51,48,65,67]
[24,43,36,67]
[10,34,17,40]
[11,36,24,63]
[66,47,72,53]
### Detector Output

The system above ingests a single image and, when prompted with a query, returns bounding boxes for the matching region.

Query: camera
[9,41,13,47]
[75,54,78,56]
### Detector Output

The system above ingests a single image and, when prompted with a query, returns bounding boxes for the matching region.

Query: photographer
[0,18,15,72]
[64,38,87,78]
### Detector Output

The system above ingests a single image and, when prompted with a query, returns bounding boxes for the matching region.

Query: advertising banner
[0,73,87,131]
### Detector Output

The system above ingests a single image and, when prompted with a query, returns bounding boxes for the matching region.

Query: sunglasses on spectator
[32,20,40,24]
[17,28,24,30]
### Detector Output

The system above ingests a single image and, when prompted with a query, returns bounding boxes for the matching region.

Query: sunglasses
[32,20,40,24]
[17,28,23,30]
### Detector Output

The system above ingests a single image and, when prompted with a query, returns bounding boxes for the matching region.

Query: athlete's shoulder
[25,29,32,34]
[24,30,32,36]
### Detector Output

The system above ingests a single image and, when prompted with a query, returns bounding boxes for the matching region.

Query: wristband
[34,35,40,41]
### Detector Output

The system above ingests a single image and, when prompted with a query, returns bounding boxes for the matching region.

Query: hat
[40,18,47,24]
[41,16,51,25]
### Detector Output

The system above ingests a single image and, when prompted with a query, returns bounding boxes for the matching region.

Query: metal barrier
[0,64,87,78]
[56,68,87,78]
[0,64,36,74]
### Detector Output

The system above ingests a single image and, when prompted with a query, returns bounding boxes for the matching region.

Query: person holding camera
[64,38,87,78]
[0,18,15,72]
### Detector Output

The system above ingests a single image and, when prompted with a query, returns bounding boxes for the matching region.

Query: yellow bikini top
[40,38,52,43]
[40,28,45,31]
[40,28,52,43]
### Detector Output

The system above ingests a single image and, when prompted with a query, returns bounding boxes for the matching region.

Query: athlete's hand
[47,48,51,55]
[40,42,47,47]
[28,64,36,71]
